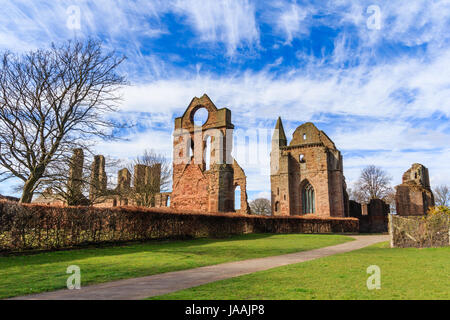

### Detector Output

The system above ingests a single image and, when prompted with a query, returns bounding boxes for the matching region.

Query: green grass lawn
[150,242,450,300]
[0,233,352,299]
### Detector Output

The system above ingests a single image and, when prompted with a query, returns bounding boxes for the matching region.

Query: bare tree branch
[433,185,449,206]
[0,39,127,203]
[250,198,271,216]
[350,165,394,204]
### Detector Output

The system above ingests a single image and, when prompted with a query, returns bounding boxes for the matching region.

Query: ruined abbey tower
[270,119,349,217]
[395,163,435,216]
[171,94,250,214]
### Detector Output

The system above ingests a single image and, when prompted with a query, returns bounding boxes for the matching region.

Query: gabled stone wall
[171,94,250,214]
[271,120,348,217]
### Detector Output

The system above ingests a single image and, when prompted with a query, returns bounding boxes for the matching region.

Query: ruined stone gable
[395,163,435,216]
[270,119,349,217]
[171,94,250,214]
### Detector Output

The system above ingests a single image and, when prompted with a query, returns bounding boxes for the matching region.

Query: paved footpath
[11,235,389,300]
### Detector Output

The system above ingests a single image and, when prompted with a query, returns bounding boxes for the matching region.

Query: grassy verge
[150,242,450,300]
[0,233,352,299]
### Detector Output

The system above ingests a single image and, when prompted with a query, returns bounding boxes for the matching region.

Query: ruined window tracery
[302,182,315,214]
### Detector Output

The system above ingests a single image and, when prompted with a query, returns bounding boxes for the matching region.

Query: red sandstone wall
[171,164,210,212]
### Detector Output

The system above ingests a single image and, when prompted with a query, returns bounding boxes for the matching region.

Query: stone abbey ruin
[33,94,436,230]
[171,94,250,214]
[270,119,349,218]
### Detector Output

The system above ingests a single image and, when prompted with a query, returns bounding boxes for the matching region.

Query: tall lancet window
[302,183,315,214]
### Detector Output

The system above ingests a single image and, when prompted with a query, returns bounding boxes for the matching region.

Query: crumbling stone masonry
[117,168,131,192]
[395,163,435,216]
[389,214,449,248]
[89,155,107,200]
[171,94,250,214]
[33,148,169,208]
[67,148,84,198]
[270,119,349,217]
[92,162,168,208]
[349,199,390,233]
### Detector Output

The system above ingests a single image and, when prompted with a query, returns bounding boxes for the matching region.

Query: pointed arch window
[204,135,211,170]
[302,183,315,214]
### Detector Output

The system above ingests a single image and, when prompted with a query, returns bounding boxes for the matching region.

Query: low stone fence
[389,214,449,248]
[0,200,359,253]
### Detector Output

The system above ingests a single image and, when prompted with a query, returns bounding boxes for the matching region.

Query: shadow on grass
[0,233,351,269]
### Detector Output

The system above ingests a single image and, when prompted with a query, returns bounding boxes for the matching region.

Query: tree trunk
[20,178,38,203]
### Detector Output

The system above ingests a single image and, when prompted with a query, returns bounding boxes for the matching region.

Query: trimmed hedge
[0,201,358,253]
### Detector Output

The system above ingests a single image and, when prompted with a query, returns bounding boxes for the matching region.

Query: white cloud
[344,148,450,187]
[173,0,259,55]
[272,2,313,44]
[333,121,450,152]
[0,0,168,52]
[118,45,450,122]
[251,191,271,201]
[335,0,450,48]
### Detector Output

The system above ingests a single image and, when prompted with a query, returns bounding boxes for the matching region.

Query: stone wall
[271,120,348,217]
[89,155,107,200]
[389,214,449,248]
[32,149,170,209]
[349,199,390,233]
[67,148,84,201]
[171,94,250,214]
[395,163,434,216]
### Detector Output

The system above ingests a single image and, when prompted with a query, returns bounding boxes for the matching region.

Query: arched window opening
[299,154,305,163]
[303,133,307,140]
[204,136,211,170]
[166,196,170,207]
[302,182,315,214]
[113,199,117,207]
[275,201,280,212]
[188,140,194,163]
[235,186,241,211]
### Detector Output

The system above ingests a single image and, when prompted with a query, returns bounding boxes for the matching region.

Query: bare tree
[250,198,272,215]
[352,165,394,204]
[433,185,449,206]
[123,149,171,207]
[0,39,127,203]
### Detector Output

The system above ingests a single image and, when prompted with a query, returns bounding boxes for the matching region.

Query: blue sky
[0,0,449,200]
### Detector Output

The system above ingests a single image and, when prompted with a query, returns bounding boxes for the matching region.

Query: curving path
[10,235,389,300]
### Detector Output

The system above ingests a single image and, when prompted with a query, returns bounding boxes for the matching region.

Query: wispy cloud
[268,1,314,44]
[173,0,259,55]
[119,45,450,121]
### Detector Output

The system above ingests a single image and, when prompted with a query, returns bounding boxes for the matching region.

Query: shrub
[390,207,450,248]
[0,200,358,253]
